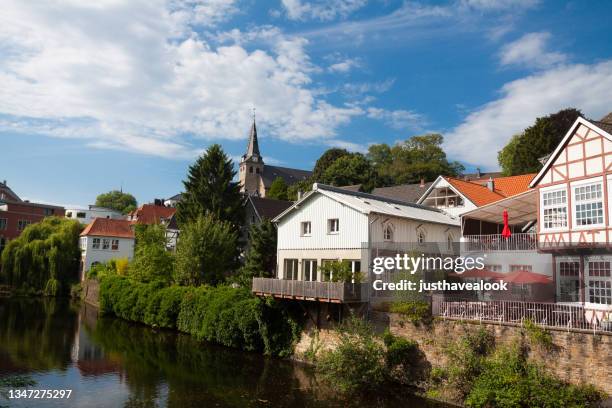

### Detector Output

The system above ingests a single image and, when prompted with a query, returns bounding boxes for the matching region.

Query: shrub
[466,343,604,408]
[382,330,426,385]
[99,276,300,357]
[389,301,432,324]
[129,224,174,283]
[523,319,553,350]
[317,317,386,393]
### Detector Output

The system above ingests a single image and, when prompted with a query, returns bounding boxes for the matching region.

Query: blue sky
[1,0,612,207]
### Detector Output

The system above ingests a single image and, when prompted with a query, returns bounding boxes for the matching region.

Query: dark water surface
[0,298,448,407]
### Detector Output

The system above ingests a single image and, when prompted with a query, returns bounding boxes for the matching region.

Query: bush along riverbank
[99,275,301,357]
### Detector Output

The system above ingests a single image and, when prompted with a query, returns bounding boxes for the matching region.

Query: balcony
[463,232,537,252]
[432,295,612,333]
[252,277,367,303]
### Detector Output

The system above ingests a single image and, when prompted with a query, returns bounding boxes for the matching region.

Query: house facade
[272,183,460,284]
[529,114,612,309]
[65,205,125,225]
[79,218,135,280]
[0,184,65,254]
[129,203,178,250]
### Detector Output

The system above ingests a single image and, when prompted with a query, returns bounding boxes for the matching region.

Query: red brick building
[0,180,65,253]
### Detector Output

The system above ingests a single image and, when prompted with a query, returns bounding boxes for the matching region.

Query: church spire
[244,109,261,160]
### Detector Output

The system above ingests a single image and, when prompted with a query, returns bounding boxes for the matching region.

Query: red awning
[495,270,552,284]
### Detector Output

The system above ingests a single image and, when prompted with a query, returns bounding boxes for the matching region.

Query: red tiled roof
[80,218,134,238]
[445,173,536,207]
[131,204,176,225]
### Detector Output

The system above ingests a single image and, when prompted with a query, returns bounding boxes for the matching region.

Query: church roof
[244,120,261,160]
[262,165,312,188]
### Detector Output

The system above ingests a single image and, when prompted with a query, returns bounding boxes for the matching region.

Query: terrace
[252,277,368,303]
[432,295,612,333]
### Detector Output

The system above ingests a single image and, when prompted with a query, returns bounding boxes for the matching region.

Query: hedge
[99,276,300,357]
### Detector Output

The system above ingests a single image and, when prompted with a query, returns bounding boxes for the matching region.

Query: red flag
[502,209,511,239]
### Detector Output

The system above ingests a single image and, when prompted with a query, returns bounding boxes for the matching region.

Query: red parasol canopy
[495,270,552,284]
[449,269,506,279]
[501,209,511,239]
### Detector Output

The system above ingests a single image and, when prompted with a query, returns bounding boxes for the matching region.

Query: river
[0,298,449,407]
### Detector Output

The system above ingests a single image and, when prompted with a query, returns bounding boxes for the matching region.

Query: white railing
[252,277,366,302]
[432,295,612,333]
[463,233,537,251]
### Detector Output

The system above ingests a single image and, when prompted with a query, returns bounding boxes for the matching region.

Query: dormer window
[301,221,311,236]
[383,223,394,241]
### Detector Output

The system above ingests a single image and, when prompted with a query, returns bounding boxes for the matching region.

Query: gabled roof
[372,181,433,203]
[131,204,176,224]
[0,181,21,202]
[530,115,612,187]
[247,196,292,221]
[80,218,134,239]
[261,165,312,189]
[338,184,363,192]
[418,173,536,208]
[273,183,459,226]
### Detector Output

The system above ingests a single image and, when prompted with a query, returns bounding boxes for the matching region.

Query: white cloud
[0,0,362,157]
[366,107,425,131]
[326,139,368,153]
[281,0,367,21]
[460,0,539,11]
[169,0,240,28]
[328,58,360,73]
[445,60,612,168]
[499,32,567,69]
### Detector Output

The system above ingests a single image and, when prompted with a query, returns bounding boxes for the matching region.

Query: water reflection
[0,299,446,407]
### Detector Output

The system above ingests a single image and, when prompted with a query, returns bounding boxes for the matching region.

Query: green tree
[176,144,244,228]
[266,177,289,201]
[0,217,81,295]
[498,108,583,175]
[174,214,238,286]
[95,190,138,214]
[321,153,377,191]
[240,220,277,279]
[367,144,394,185]
[312,148,351,181]
[129,224,174,284]
[287,179,313,201]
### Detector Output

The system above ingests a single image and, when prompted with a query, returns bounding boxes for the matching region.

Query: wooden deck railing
[463,233,537,251]
[252,278,367,303]
[432,295,612,333]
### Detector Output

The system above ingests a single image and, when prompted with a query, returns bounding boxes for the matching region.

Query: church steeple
[244,117,261,160]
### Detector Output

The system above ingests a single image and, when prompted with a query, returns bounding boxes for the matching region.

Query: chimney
[487,177,495,191]
[2,180,5,186]
[476,168,481,178]
[420,178,425,187]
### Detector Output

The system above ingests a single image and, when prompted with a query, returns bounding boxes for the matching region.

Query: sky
[1,0,612,207]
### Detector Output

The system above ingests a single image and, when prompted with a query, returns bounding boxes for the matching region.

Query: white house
[271,183,460,283]
[66,205,125,225]
[79,218,135,280]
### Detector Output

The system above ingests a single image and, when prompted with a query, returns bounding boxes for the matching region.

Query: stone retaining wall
[82,279,100,308]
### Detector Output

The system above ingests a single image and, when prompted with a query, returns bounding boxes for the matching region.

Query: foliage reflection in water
[0,298,448,407]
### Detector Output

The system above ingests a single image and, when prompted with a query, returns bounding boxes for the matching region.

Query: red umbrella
[501,209,512,239]
[495,270,552,284]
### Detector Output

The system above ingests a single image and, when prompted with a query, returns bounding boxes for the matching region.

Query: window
[76,212,86,218]
[43,208,54,216]
[0,219,6,230]
[17,220,31,231]
[327,218,339,234]
[558,260,580,302]
[79,237,86,250]
[321,259,336,281]
[574,183,604,226]
[417,229,426,245]
[249,166,253,173]
[303,259,317,282]
[284,259,299,280]
[111,239,119,250]
[255,168,260,174]
[349,260,361,274]
[484,264,502,272]
[92,238,101,249]
[102,238,110,250]
[510,265,532,272]
[586,258,611,305]
[542,189,567,229]
[447,234,454,251]
[383,223,394,241]
[301,221,311,236]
